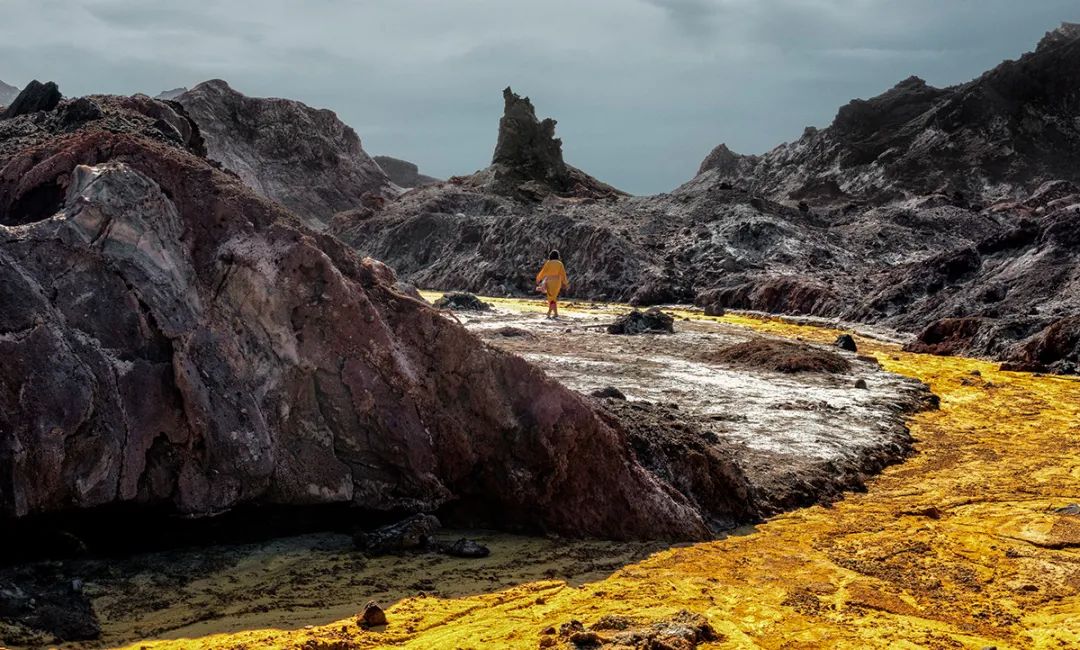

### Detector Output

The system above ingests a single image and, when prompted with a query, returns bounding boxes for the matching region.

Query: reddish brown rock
[0,96,721,540]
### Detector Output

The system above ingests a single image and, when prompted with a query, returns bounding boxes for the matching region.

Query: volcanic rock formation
[174,80,395,229]
[373,155,440,188]
[698,23,1080,206]
[1,80,61,120]
[337,25,1080,373]
[0,92,759,543]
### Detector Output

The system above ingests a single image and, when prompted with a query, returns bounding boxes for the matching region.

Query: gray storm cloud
[1,0,1076,194]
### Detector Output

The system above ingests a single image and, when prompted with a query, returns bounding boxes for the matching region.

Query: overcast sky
[1,1,1077,194]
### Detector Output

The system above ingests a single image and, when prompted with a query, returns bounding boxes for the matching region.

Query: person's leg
[552,300,559,318]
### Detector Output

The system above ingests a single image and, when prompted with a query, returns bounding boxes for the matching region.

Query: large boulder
[0,96,722,540]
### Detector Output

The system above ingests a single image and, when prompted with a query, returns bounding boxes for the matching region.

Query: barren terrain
[7,299,1073,649]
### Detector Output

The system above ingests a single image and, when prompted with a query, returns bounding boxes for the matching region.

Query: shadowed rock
[607,308,674,335]
[354,515,441,554]
[1,80,61,119]
[432,291,492,311]
[491,87,571,195]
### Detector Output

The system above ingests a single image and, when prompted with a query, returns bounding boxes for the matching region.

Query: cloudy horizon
[2,1,1077,194]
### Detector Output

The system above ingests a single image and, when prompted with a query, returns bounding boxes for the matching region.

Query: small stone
[834,334,858,352]
[432,292,492,311]
[444,538,491,558]
[590,386,627,400]
[854,378,868,389]
[360,601,387,627]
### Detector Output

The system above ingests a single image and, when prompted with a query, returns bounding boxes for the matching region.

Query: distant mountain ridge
[0,80,19,107]
[698,22,1080,207]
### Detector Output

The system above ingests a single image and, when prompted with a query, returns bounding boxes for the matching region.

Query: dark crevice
[3,182,65,227]
[0,502,404,566]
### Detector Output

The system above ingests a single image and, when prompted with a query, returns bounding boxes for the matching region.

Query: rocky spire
[490,87,571,195]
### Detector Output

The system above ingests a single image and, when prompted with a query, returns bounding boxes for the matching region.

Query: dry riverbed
[7,297,1078,649]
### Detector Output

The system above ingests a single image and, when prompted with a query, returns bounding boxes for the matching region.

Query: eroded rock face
[0,96,726,541]
[175,79,395,229]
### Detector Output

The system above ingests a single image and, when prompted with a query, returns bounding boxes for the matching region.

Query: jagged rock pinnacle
[490,87,571,195]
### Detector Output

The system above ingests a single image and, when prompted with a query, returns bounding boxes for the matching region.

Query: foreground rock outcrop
[174,79,396,229]
[336,25,1080,372]
[0,93,748,541]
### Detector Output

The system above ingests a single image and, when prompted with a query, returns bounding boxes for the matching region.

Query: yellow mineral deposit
[116,299,1080,650]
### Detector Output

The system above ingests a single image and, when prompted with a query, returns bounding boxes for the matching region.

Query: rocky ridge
[699,22,1080,206]
[174,79,396,229]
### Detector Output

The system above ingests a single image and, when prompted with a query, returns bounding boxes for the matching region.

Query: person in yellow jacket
[535,250,569,319]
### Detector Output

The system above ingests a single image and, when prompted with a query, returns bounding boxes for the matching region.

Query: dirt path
[92,301,1080,649]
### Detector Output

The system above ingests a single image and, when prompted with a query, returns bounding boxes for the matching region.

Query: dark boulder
[590,386,627,400]
[1004,315,1080,374]
[607,308,674,335]
[432,291,493,311]
[360,601,387,627]
[354,515,441,555]
[906,318,985,356]
[441,538,490,558]
[835,334,858,352]
[0,568,99,642]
